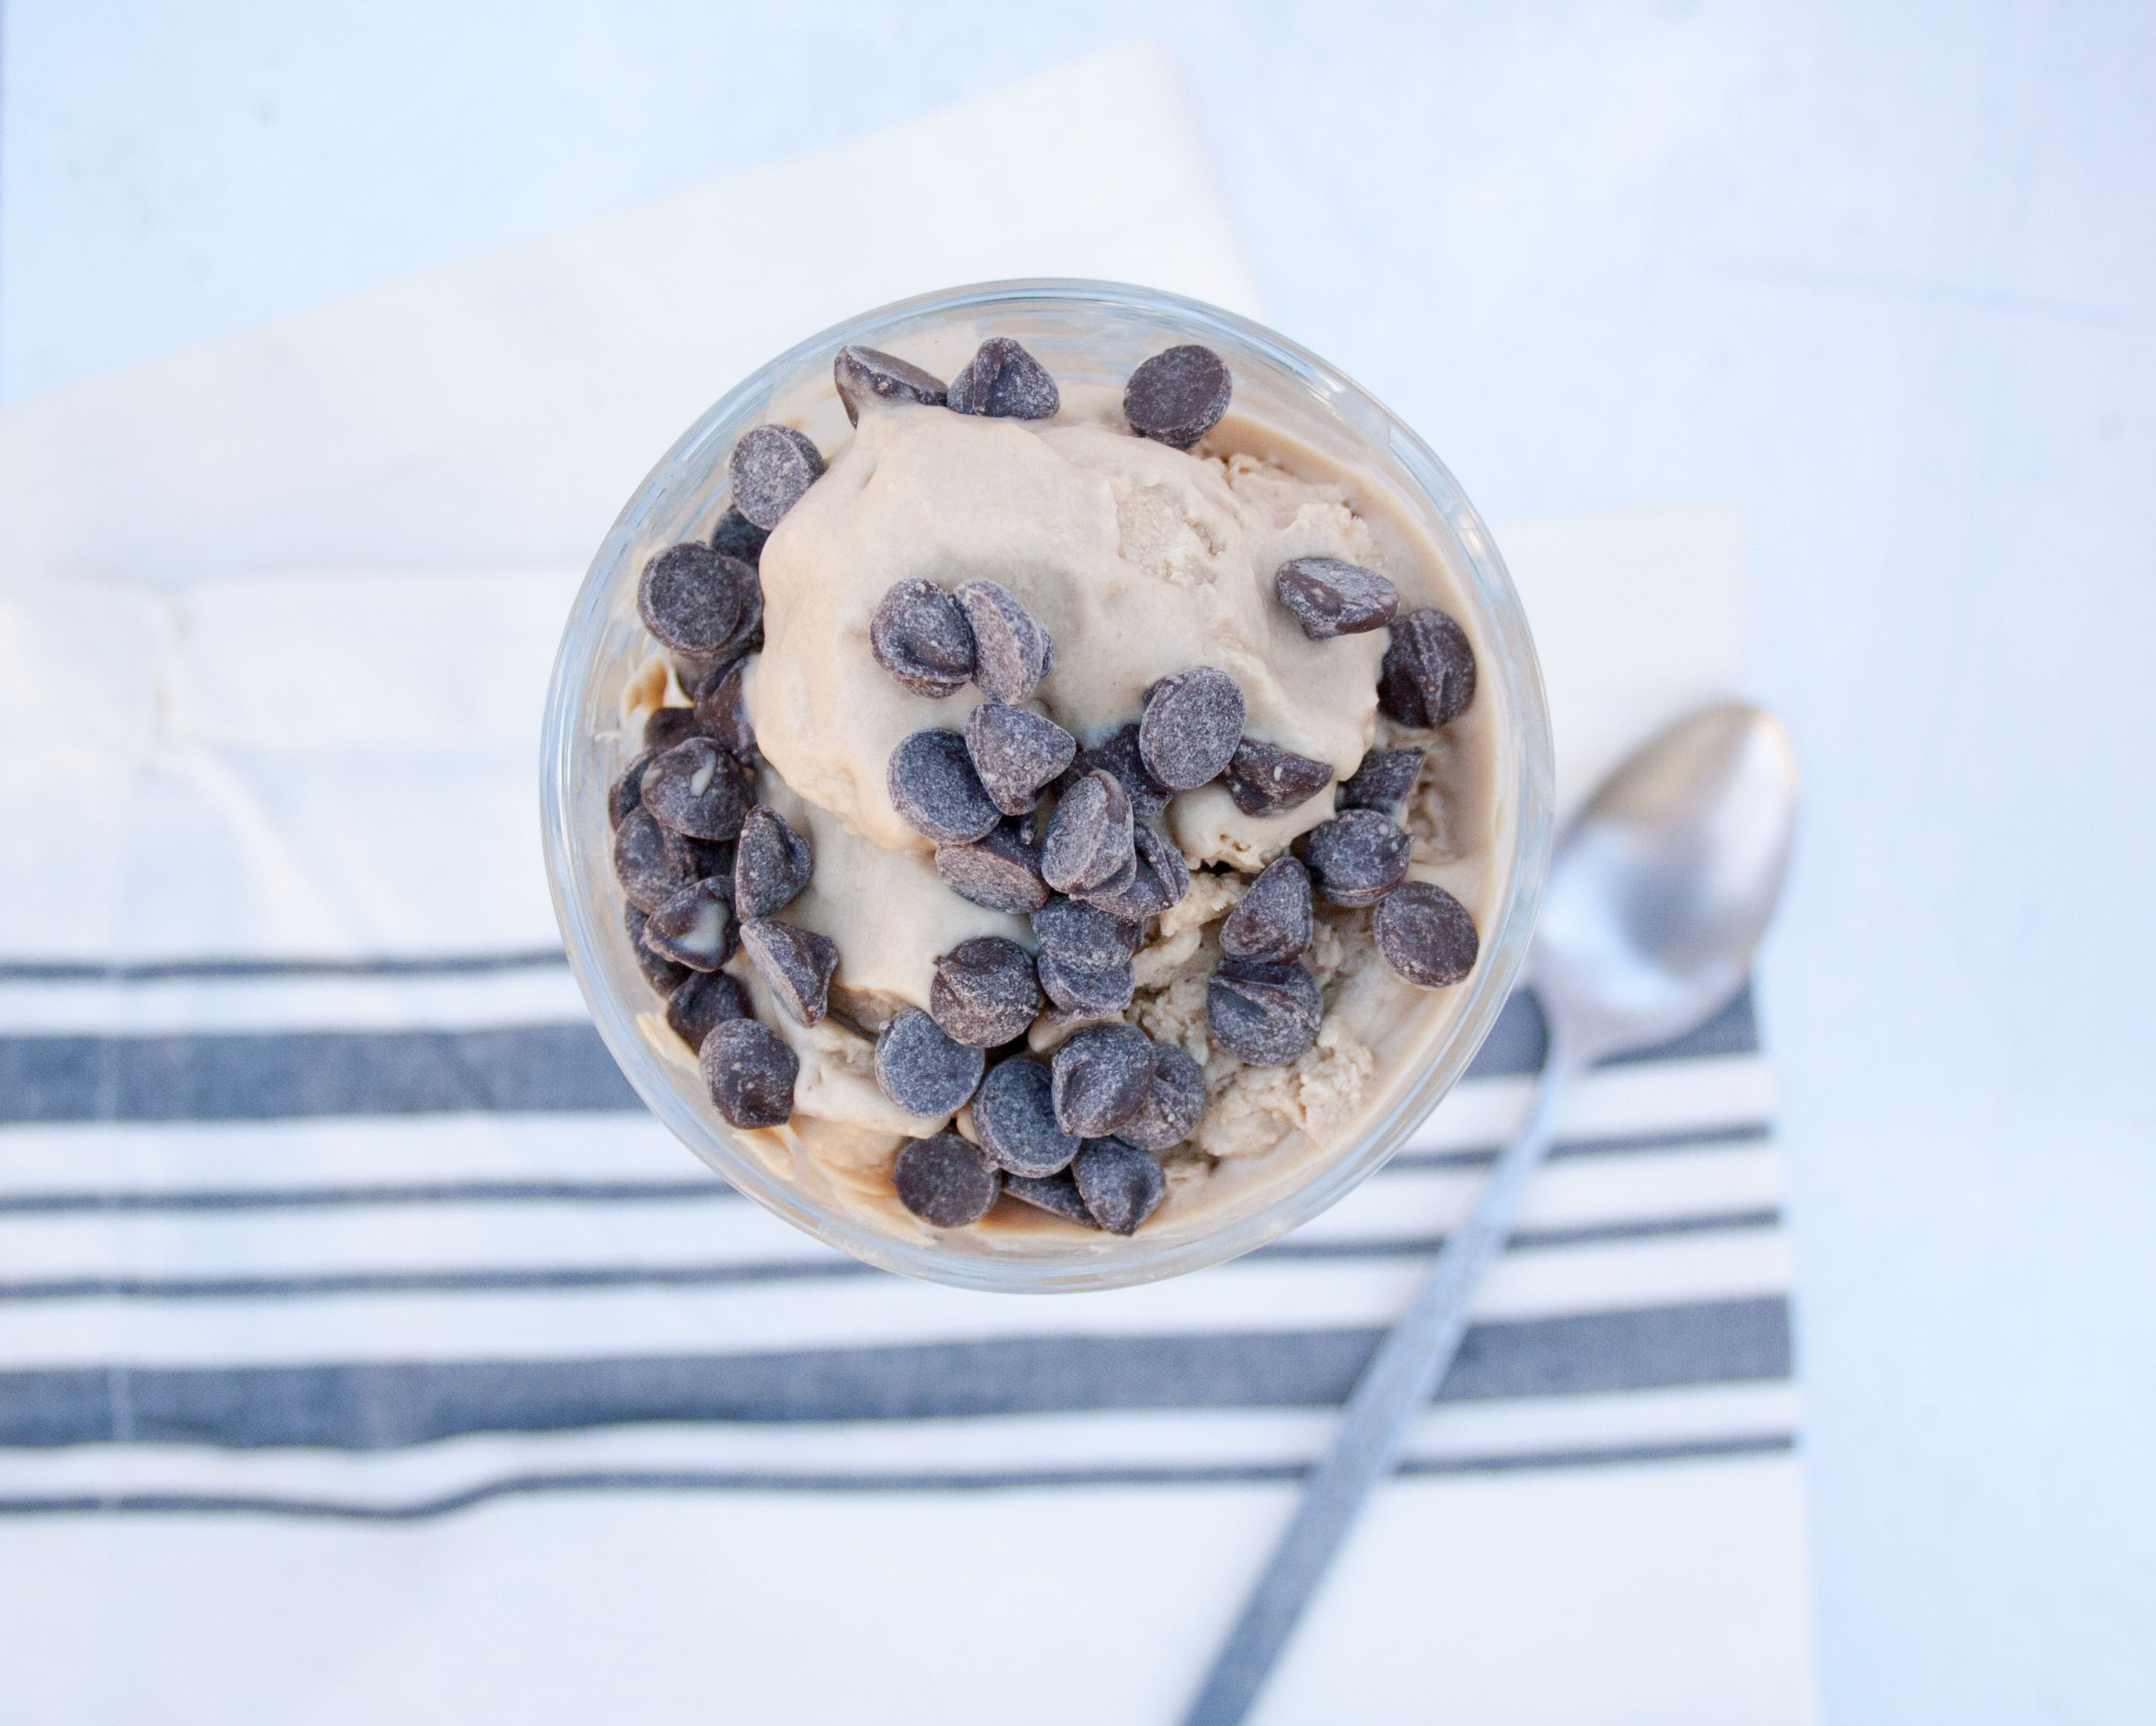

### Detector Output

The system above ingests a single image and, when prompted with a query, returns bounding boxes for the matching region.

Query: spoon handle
[1180,1045,1582,1726]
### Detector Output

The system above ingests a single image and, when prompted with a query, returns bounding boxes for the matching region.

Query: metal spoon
[1183,702,1800,1726]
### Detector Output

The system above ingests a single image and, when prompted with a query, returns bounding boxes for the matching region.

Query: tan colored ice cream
[627,384,1504,1247]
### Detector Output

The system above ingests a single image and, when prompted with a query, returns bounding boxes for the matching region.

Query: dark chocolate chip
[1224,738,1334,817]
[699,1017,797,1129]
[1208,958,1323,1066]
[953,582,1053,703]
[871,579,976,698]
[613,805,699,912]
[946,337,1059,420]
[733,805,813,919]
[1218,857,1314,963]
[637,542,763,659]
[1041,769,1134,894]
[709,507,770,569]
[643,706,701,752]
[640,737,756,841]
[666,968,751,1051]
[1302,807,1412,908]
[964,699,1076,817]
[1118,1042,1208,1153]
[1136,823,1192,909]
[643,877,737,972]
[1075,821,1189,920]
[610,750,656,827]
[739,918,838,1027]
[1072,1138,1168,1234]
[874,1006,987,1117]
[1122,344,1232,450]
[1035,948,1136,1014]
[971,1057,1081,1178]
[1063,724,1171,823]
[693,659,756,758]
[935,823,1048,914]
[1373,880,1480,988]
[729,425,825,530]
[1274,557,1401,639]
[888,729,1001,844]
[1001,1168,1101,1226]
[624,903,690,993]
[893,1131,1001,1227]
[1338,746,1425,817]
[1378,608,1478,730]
[1139,667,1246,789]
[683,835,736,883]
[929,937,1042,1047]
[1031,895,1143,971]
[834,344,948,425]
[1050,1023,1157,1138]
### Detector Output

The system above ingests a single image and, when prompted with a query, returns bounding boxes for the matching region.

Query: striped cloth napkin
[0,45,1817,1726]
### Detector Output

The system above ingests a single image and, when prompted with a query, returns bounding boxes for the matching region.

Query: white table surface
[3,4,2150,1721]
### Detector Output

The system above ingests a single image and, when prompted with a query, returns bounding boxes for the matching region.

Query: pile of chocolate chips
[609,332,1485,1240]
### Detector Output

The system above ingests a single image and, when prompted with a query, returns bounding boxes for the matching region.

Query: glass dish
[541,279,1553,1292]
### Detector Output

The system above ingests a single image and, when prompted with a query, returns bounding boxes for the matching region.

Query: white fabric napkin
[0,43,1815,1725]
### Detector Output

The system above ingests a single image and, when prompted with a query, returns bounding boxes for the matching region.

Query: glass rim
[540,276,1554,1293]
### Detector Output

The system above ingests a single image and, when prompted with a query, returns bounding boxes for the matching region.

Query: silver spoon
[1183,702,1800,1726]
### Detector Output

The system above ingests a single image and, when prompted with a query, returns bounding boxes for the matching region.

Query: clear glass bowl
[541,279,1553,1293]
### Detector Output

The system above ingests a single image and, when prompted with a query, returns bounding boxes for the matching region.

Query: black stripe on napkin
[0,987,1757,1125]
[0,1295,1789,1450]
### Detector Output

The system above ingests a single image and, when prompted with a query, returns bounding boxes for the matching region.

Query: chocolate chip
[739,918,838,1027]
[888,729,1001,844]
[640,737,756,841]
[1218,857,1314,963]
[1140,668,1246,789]
[692,659,756,758]
[699,1017,797,1129]
[1035,948,1136,1014]
[874,1007,986,1117]
[1118,1042,1207,1153]
[1041,770,1134,894]
[613,806,699,912]
[1001,1169,1101,1226]
[1302,808,1412,907]
[1072,1138,1167,1234]
[683,834,736,883]
[893,1131,1001,1227]
[729,425,825,530]
[935,822,1048,914]
[1378,608,1477,730]
[1224,738,1334,817]
[947,337,1059,420]
[666,968,751,1051]
[953,582,1053,702]
[964,700,1076,816]
[1123,344,1232,450]
[834,344,948,425]
[1062,724,1170,823]
[929,937,1041,1047]
[1050,1023,1156,1138]
[609,750,656,827]
[643,877,737,972]
[1208,959,1323,1066]
[1075,821,1189,921]
[1338,746,1424,817]
[871,579,976,698]
[643,706,700,752]
[1031,895,1143,971]
[709,507,769,569]
[971,1057,1081,1178]
[625,903,690,992]
[1373,880,1479,987]
[637,542,763,659]
[733,805,813,919]
[1274,557,1400,639]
